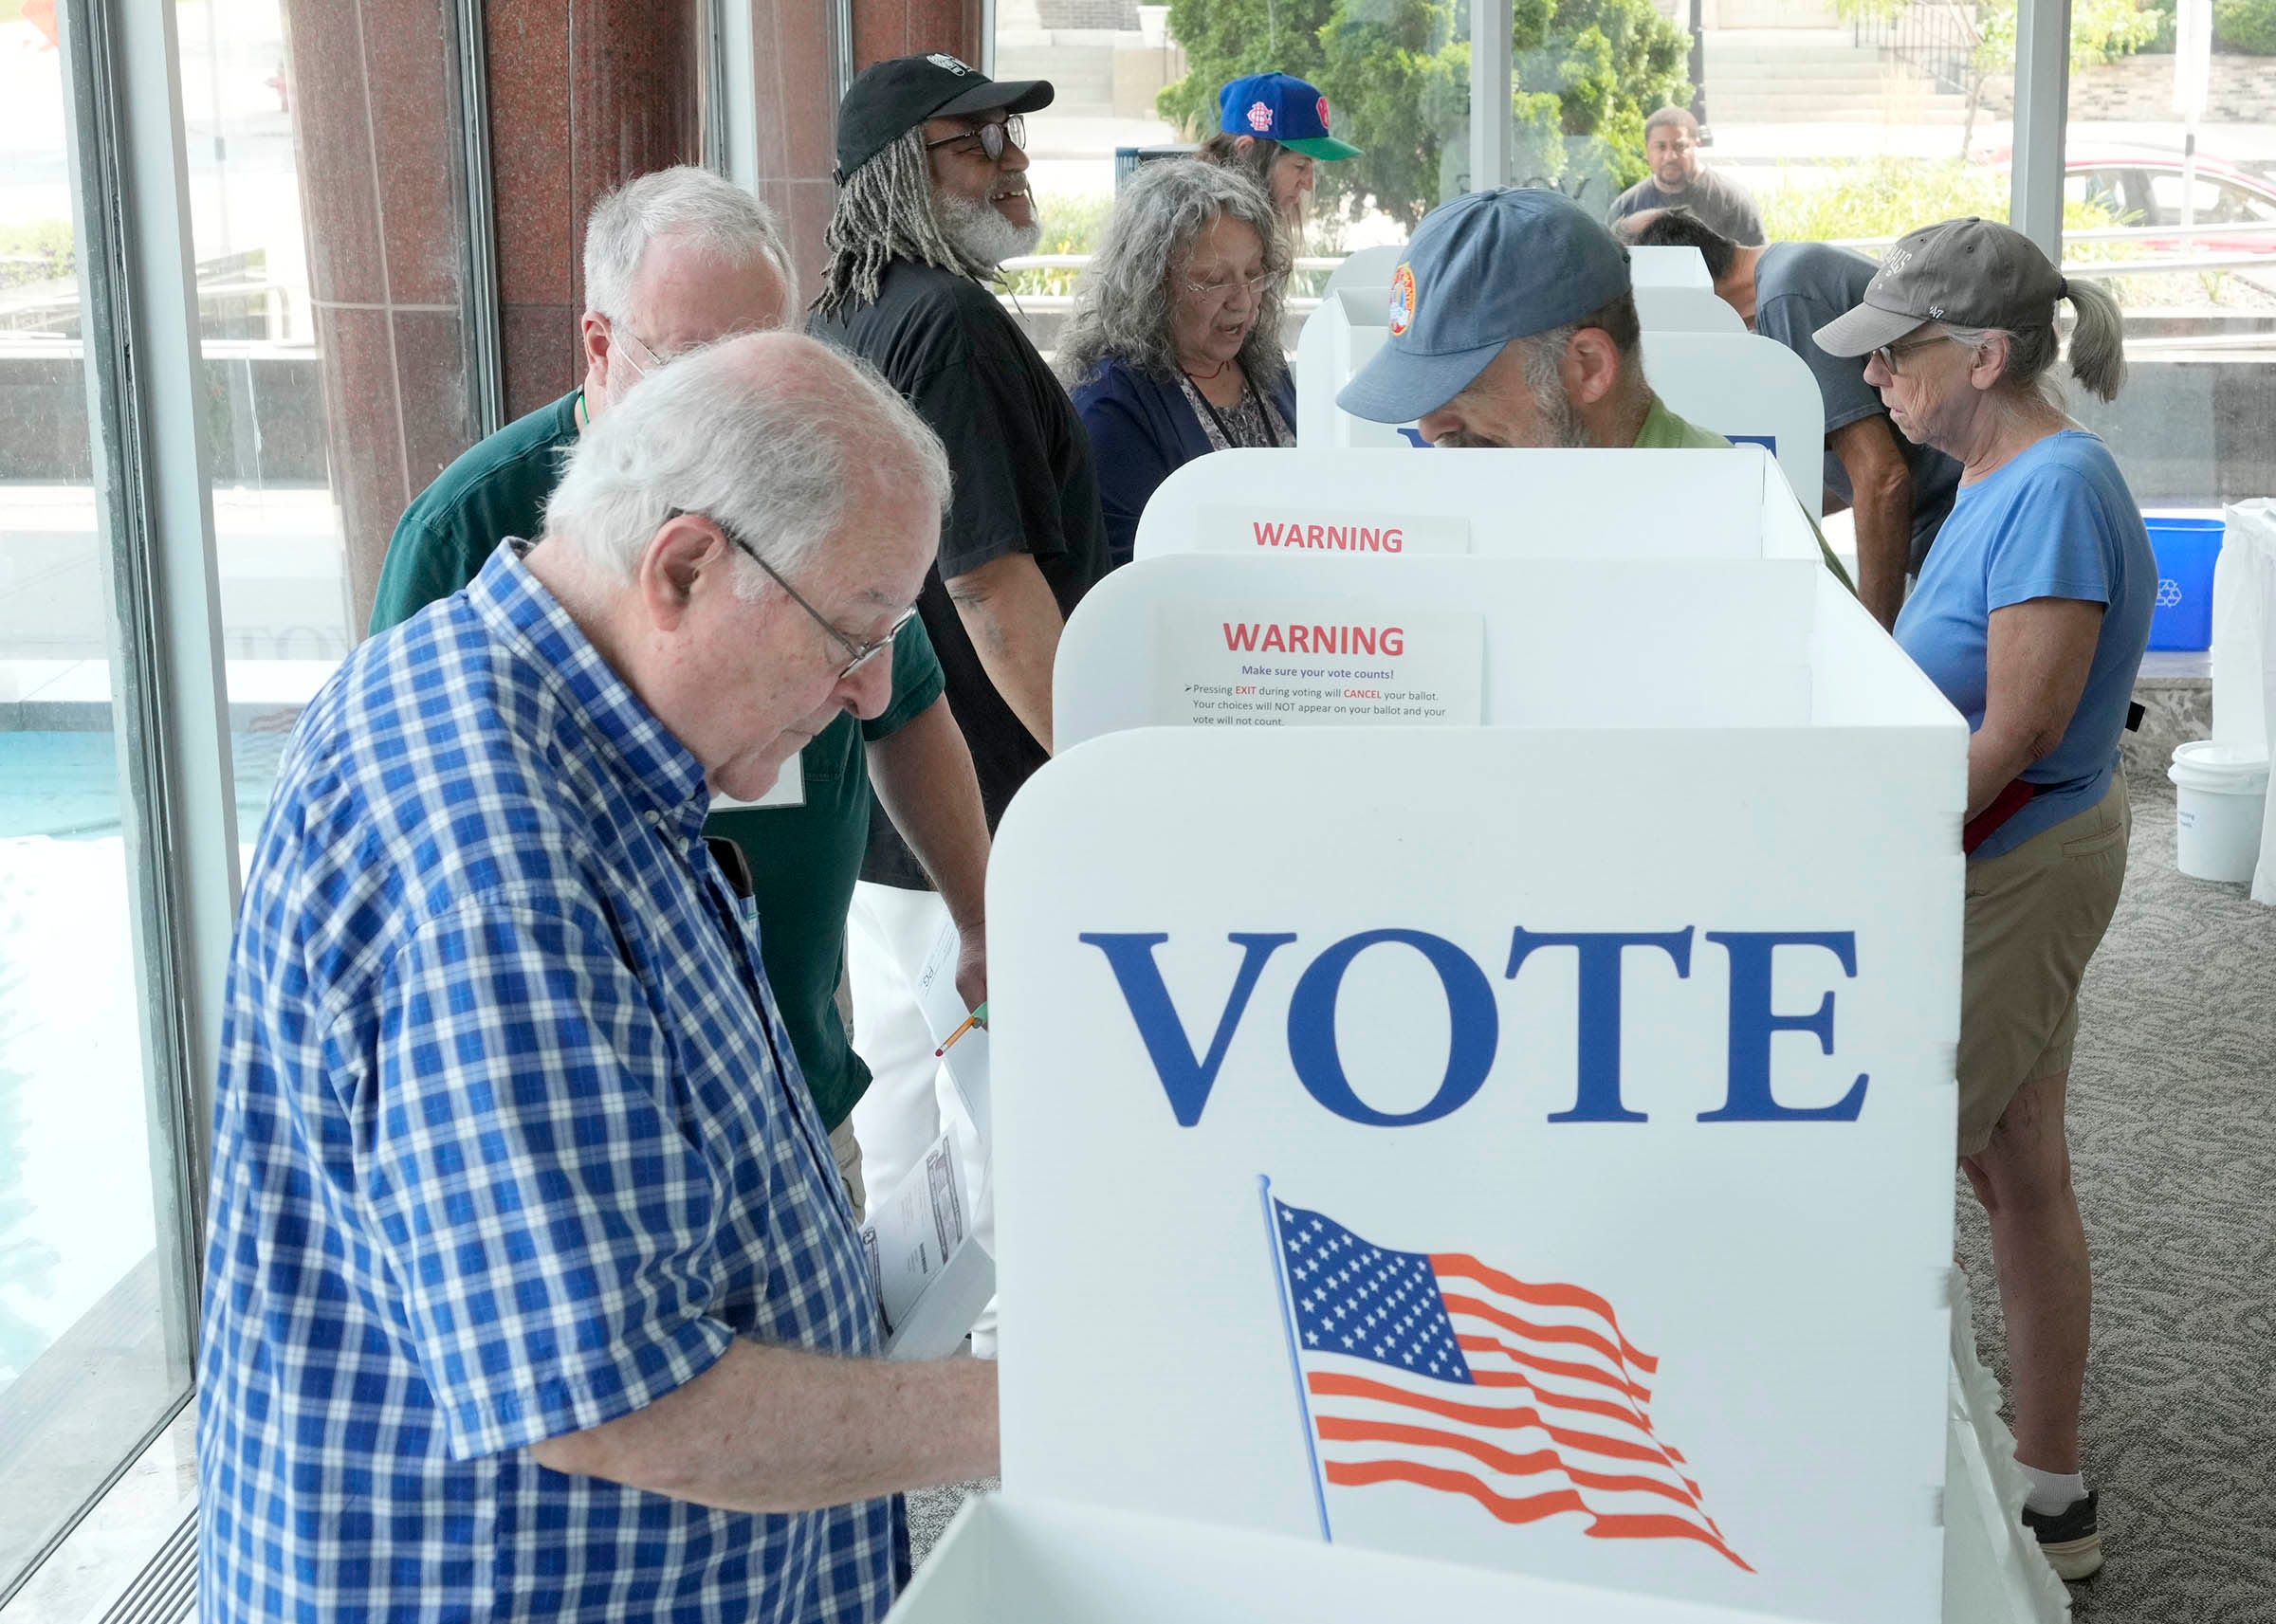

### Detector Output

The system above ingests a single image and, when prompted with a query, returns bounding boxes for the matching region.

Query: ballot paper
[915,920,990,1145]
[862,1133,994,1360]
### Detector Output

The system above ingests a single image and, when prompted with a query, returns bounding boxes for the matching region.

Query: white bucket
[2168,740,2271,883]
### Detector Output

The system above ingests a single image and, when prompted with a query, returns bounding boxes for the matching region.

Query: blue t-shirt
[1895,430,2154,860]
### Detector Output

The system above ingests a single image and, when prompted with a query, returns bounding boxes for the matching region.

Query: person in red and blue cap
[1198,71,1362,234]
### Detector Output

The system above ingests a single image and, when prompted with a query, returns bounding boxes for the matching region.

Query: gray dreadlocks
[815,130,1000,318]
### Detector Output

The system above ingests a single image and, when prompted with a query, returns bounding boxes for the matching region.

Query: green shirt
[1633,395,1857,593]
[369,392,946,1129]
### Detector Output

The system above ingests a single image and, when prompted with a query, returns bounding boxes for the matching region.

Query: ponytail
[2062,277,2126,403]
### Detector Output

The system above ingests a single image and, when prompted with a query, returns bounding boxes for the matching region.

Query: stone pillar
[283,0,702,637]
[280,0,478,638]
[745,0,985,301]
[486,0,707,422]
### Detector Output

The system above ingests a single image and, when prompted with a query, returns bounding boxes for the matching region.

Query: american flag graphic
[1268,1194,1752,1571]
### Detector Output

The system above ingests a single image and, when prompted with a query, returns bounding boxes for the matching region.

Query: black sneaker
[2021,1489,2102,1580]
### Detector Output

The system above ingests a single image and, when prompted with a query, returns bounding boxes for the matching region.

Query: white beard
[937,190,1043,268]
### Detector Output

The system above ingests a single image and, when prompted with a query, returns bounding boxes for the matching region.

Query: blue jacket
[1069,355,1299,566]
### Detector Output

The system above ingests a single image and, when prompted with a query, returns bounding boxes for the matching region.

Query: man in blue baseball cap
[1200,72,1362,232]
[1339,187,1851,581]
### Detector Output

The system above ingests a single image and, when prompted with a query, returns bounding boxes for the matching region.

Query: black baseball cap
[835,54,1054,183]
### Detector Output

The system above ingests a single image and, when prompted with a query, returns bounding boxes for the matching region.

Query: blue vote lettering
[1697,932,1869,1122]
[1505,927,1695,1124]
[1081,926,1867,1127]
[1076,932,1296,1126]
[1287,930,1498,1126]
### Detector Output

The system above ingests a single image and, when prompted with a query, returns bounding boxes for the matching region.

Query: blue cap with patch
[1217,73,1362,160]
[1338,187,1632,424]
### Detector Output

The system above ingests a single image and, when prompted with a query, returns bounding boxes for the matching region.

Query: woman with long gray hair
[1815,216,2154,1583]
[1060,159,1294,564]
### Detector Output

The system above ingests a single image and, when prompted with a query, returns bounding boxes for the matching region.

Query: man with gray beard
[810,56,1109,1341]
[1338,187,1852,584]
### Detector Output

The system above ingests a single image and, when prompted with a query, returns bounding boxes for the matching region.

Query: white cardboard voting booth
[1321,243,1404,294]
[897,1495,1818,1624]
[1055,551,1884,748]
[1631,245,1715,289]
[1635,285,1747,334]
[890,453,2069,1624]
[988,703,1963,1621]
[1293,291,1826,519]
[1129,447,1822,567]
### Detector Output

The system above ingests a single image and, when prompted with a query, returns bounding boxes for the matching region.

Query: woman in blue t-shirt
[1814,217,2153,1583]
[1059,160,1297,566]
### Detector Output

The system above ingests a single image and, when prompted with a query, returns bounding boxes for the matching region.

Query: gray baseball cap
[1813,216,2066,357]
[1337,187,1632,425]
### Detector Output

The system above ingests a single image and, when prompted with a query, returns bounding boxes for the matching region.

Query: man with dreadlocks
[810,54,1110,1352]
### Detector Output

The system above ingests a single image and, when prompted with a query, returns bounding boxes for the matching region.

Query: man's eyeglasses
[615,327,676,378]
[669,508,917,682]
[1180,269,1283,306]
[925,115,1024,163]
[1871,331,1952,375]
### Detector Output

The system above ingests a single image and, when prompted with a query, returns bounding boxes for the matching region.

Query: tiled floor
[0,1406,194,1624]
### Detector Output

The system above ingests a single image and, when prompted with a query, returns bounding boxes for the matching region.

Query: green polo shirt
[1634,395,1856,592]
[370,391,945,1129]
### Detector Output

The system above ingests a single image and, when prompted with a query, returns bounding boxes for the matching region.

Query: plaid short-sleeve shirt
[197,541,899,1622]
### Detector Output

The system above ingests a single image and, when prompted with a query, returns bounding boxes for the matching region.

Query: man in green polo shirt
[1336,187,1852,588]
[371,166,990,1213]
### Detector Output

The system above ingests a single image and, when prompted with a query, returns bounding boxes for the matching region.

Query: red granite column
[280,0,477,637]
[486,0,707,421]
[746,0,985,301]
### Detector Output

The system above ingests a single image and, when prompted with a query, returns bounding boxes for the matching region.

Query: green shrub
[1754,156,2132,248]
[1000,193,1118,296]
[0,220,73,294]
[2213,0,2276,51]
[1159,0,1688,228]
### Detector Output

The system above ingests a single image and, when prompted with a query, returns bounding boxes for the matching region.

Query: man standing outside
[372,166,991,1214]
[1337,188,1852,585]
[1606,106,1764,246]
[201,334,997,1622]
[1623,206,1962,629]
[810,54,1110,1289]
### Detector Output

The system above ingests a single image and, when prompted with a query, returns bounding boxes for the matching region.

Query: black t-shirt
[1753,242,1963,574]
[811,259,1109,889]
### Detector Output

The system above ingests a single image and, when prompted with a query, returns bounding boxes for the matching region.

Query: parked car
[2050,146,2276,256]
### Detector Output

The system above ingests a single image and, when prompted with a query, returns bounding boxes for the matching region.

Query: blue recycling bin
[2143,514,2224,651]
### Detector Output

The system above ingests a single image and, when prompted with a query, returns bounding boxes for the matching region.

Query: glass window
[2064,22,2276,510]
[176,0,479,837]
[0,18,193,1603]
[1684,4,2017,247]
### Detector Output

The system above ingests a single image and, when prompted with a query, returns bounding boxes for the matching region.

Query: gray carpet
[1955,763,2276,1621]
[912,765,2276,1617]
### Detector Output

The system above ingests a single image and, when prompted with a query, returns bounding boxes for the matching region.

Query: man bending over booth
[200,334,997,1624]
[1335,186,1851,588]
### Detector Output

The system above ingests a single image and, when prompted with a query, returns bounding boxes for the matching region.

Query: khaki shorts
[1955,775,2130,1155]
[830,1115,868,1224]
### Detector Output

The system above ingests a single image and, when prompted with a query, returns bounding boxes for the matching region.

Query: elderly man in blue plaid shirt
[197,332,998,1623]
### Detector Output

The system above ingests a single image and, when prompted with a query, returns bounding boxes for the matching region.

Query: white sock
[2018,1463,2086,1516]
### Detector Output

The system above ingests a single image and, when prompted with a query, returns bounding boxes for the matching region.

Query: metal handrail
[1004,220,2276,283]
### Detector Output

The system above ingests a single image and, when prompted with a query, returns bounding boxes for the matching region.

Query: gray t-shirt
[1753,241,1963,574]
[1606,166,1765,245]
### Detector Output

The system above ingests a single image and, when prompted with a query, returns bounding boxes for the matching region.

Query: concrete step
[1705,56,1905,81]
[1705,100,1973,123]
[1706,27,1865,49]
[996,44,1114,101]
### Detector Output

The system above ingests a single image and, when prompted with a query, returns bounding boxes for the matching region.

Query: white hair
[543,334,950,596]
[1937,280,2126,411]
[581,165,798,323]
